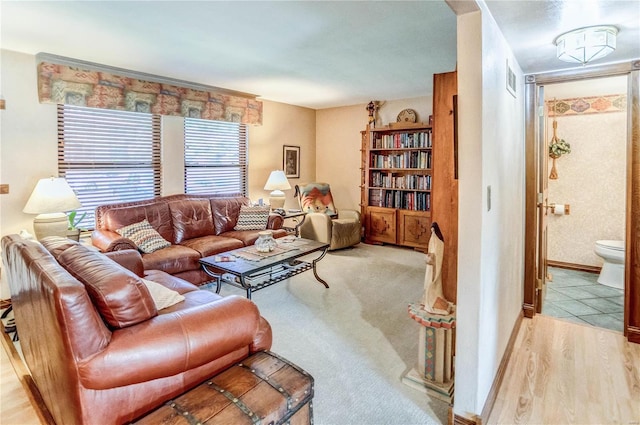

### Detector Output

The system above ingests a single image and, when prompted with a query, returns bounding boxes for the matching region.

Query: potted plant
[548,120,571,180]
[549,137,571,158]
[67,210,87,241]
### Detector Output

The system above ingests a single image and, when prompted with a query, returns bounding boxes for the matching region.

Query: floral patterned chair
[294,182,361,250]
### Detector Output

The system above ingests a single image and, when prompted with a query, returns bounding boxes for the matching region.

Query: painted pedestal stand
[402,303,456,403]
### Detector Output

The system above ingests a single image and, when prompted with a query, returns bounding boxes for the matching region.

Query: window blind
[184,118,248,195]
[58,104,161,228]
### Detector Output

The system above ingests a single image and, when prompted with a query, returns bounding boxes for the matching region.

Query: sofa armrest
[338,209,361,222]
[299,213,332,244]
[250,316,273,353]
[104,249,145,276]
[91,229,137,252]
[267,214,284,230]
[143,269,199,294]
[79,295,263,390]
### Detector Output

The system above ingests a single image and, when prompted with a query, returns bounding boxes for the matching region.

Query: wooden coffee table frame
[200,238,329,299]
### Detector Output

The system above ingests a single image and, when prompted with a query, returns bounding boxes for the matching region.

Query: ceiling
[484,0,640,75]
[1,1,639,110]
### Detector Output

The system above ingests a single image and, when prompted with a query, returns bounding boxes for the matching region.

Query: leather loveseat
[91,194,287,286]
[1,234,273,425]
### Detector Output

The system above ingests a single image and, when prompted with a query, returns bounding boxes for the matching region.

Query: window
[58,105,161,228]
[184,118,248,195]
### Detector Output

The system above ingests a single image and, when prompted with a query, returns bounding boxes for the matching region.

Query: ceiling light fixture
[555,25,618,65]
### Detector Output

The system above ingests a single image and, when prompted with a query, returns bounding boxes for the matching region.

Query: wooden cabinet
[361,123,432,249]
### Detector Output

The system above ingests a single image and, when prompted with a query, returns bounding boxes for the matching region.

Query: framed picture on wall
[283,145,300,178]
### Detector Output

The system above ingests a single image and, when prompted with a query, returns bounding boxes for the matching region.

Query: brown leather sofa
[1,234,273,425]
[91,194,287,285]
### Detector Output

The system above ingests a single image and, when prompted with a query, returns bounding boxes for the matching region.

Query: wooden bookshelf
[361,123,432,249]
[360,70,458,270]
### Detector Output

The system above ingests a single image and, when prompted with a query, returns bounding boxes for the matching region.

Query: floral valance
[37,57,262,125]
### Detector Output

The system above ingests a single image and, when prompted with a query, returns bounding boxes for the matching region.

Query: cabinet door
[366,206,396,244]
[397,210,430,249]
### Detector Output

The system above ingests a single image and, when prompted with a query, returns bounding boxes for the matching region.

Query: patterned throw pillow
[234,205,270,231]
[116,219,171,253]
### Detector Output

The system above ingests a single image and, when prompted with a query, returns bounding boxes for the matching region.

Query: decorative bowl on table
[255,230,276,253]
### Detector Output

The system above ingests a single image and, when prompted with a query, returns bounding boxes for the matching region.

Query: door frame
[523,60,640,343]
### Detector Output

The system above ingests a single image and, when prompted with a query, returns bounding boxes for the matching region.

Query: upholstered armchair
[295,182,361,250]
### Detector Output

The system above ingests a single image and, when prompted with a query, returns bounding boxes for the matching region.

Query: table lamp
[264,170,291,210]
[23,177,81,240]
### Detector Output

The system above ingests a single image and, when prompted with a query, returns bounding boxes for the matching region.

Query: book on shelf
[368,188,431,211]
[371,131,432,149]
[370,172,432,190]
[369,151,432,169]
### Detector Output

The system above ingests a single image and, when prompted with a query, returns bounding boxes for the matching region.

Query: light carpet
[218,243,449,425]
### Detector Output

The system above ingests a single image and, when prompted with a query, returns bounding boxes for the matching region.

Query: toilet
[594,240,625,289]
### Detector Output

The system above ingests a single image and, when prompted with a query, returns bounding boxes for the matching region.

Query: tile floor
[542,266,624,332]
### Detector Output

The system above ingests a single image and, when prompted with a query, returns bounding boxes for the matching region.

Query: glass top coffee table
[200,237,330,299]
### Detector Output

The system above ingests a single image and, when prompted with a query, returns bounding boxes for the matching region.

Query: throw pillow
[141,278,185,310]
[234,205,270,231]
[116,219,171,253]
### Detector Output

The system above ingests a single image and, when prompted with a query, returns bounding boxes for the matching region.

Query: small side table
[281,211,306,237]
[402,303,456,403]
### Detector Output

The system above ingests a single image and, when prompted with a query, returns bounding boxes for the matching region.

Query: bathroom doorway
[541,76,627,332]
[523,61,640,344]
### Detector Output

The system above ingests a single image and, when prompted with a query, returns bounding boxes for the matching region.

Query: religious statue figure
[365,100,380,127]
[421,222,453,315]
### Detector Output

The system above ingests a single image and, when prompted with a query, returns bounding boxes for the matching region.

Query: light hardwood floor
[0,333,40,425]
[488,315,640,424]
[1,315,639,424]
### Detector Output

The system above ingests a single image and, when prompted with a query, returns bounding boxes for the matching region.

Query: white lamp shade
[264,170,291,191]
[264,170,291,210]
[23,177,81,214]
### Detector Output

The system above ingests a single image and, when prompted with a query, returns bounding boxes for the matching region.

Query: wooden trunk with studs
[135,351,313,425]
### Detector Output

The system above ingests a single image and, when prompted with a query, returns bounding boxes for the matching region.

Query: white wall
[455,10,484,416]
[0,50,58,239]
[454,3,525,418]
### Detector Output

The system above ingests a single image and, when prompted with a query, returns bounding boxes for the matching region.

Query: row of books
[370,151,432,169]
[371,131,432,149]
[369,189,431,211]
[370,172,432,190]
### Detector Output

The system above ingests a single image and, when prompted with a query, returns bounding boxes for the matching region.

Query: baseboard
[547,260,600,274]
[449,311,524,425]
[452,412,480,425]
[479,310,524,423]
[523,303,535,318]
[627,326,640,344]
[0,327,55,424]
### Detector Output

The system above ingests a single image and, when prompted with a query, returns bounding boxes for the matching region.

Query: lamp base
[268,190,286,210]
[33,213,68,241]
